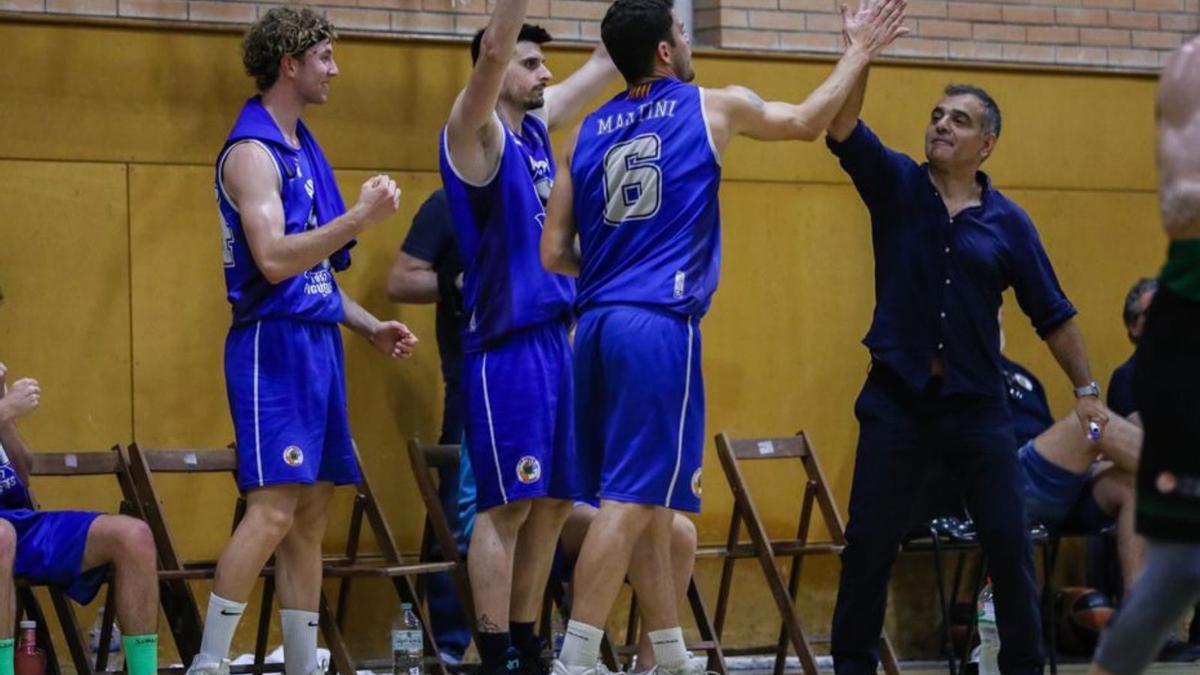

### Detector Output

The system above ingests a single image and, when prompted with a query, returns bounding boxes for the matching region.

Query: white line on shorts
[253,320,264,487]
[481,352,507,504]
[666,321,694,508]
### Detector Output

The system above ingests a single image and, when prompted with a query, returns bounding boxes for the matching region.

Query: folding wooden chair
[17,448,140,675]
[126,443,457,675]
[712,431,900,675]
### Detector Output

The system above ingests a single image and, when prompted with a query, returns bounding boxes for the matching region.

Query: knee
[0,520,16,567]
[117,517,157,567]
[245,503,295,543]
[482,500,532,538]
[670,516,698,560]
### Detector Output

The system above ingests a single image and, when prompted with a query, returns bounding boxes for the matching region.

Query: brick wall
[1,0,1195,70]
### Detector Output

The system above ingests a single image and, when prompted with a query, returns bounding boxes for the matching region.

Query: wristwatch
[1074,381,1101,398]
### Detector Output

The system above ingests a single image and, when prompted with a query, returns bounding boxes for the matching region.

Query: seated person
[558,502,698,674]
[0,356,160,675]
[1002,350,1200,661]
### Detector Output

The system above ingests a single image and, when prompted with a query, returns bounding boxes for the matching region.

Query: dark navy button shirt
[1107,353,1137,417]
[828,121,1076,399]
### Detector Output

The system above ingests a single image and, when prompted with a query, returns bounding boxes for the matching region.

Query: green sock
[122,634,158,675]
[0,638,13,675]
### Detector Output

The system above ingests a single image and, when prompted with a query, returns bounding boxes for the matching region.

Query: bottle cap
[401,602,413,610]
[19,621,35,629]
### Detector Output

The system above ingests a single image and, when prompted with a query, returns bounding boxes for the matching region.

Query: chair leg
[1043,539,1058,675]
[319,593,356,675]
[256,578,275,672]
[685,578,726,675]
[929,533,956,675]
[96,583,118,672]
[20,588,63,675]
[48,588,93,675]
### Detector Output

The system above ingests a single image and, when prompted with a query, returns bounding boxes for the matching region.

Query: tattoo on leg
[478,614,503,633]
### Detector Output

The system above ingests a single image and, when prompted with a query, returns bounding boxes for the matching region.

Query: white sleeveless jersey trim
[442,114,507,189]
[698,88,722,167]
[217,139,283,214]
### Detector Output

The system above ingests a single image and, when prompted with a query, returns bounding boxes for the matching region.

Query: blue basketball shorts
[3,509,106,604]
[574,305,704,513]
[225,319,360,492]
[462,321,578,512]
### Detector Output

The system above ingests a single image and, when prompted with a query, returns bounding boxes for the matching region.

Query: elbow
[793,120,821,142]
[478,31,509,67]
[260,262,290,286]
[385,274,407,303]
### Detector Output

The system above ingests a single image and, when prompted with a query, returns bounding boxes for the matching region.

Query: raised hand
[353,174,402,229]
[842,0,910,57]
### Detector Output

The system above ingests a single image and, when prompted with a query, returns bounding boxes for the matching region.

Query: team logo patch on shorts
[283,445,304,467]
[691,468,702,498]
[516,456,541,484]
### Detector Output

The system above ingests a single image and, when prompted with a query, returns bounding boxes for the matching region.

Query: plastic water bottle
[392,603,424,675]
[88,607,122,657]
[14,621,46,675]
[977,580,1000,675]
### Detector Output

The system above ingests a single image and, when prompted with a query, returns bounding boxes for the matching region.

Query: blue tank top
[572,79,723,316]
[439,113,575,353]
[0,444,33,511]
[216,97,346,326]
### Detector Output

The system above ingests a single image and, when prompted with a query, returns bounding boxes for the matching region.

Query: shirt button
[938,342,945,350]
[949,218,955,224]
[940,312,947,318]
[945,278,951,285]
[944,246,951,254]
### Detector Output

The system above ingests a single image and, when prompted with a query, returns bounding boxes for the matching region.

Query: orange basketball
[1056,587,1115,656]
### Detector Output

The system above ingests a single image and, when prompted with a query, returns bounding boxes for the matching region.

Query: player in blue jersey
[192,10,418,675]
[540,2,907,673]
[439,3,618,674]
[0,346,160,675]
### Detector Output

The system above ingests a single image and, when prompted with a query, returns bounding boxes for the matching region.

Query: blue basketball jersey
[0,443,33,511]
[439,113,575,353]
[216,97,346,326]
[572,79,723,316]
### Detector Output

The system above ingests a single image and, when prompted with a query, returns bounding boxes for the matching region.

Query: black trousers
[831,363,1044,675]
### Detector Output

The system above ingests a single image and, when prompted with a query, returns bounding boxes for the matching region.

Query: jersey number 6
[603,133,662,226]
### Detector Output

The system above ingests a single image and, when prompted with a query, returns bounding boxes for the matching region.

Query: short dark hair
[242,7,336,93]
[944,84,1002,138]
[1122,276,1158,326]
[601,0,675,84]
[471,24,552,65]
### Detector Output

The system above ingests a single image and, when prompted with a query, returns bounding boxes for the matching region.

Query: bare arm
[705,0,906,151]
[543,43,619,132]
[224,143,398,284]
[828,69,869,142]
[541,128,581,276]
[341,289,420,359]
[386,251,439,304]
[1045,318,1109,433]
[445,0,532,184]
[0,421,32,487]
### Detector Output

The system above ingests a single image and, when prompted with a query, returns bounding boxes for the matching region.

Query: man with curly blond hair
[193,8,418,675]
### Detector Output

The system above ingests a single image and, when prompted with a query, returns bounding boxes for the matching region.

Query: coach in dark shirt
[822,71,1105,675]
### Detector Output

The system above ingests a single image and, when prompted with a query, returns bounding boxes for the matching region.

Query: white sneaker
[648,661,710,675]
[186,660,231,675]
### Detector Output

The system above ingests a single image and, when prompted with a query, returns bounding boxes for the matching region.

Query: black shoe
[1157,637,1200,662]
[519,645,550,675]
[483,647,524,675]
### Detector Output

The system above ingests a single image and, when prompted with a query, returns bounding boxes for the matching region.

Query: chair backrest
[714,431,845,547]
[405,440,464,568]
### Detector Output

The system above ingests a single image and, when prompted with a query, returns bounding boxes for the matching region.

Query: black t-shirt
[1001,356,1054,447]
[1107,353,1137,417]
[401,189,465,387]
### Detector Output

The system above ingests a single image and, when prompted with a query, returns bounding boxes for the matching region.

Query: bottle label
[391,629,422,653]
[976,603,996,624]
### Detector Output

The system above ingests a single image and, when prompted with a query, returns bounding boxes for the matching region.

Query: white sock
[648,627,687,669]
[559,620,604,668]
[193,593,247,669]
[280,609,320,675]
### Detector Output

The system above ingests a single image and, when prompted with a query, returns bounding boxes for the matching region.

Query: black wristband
[437,269,465,317]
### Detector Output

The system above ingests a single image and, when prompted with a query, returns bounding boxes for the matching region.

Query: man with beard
[541,1,907,674]
[438,5,618,675]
